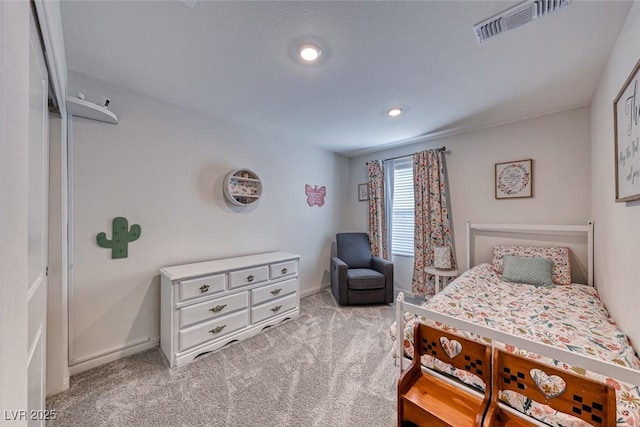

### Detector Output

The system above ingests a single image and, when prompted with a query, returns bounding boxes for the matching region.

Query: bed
[392,222,640,426]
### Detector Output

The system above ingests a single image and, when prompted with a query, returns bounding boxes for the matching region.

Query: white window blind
[391,157,414,256]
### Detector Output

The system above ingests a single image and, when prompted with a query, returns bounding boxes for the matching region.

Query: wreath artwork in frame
[614,59,640,202]
[495,159,533,199]
[358,183,369,201]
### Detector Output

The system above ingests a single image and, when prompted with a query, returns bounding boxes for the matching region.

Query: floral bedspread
[391,263,640,426]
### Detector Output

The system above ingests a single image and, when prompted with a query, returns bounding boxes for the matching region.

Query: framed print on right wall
[495,159,533,199]
[613,58,640,202]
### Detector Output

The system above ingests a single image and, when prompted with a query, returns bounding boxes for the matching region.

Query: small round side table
[424,266,459,293]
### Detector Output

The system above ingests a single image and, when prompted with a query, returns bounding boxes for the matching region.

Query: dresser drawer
[179,274,226,302]
[180,292,248,328]
[179,310,248,352]
[251,293,297,324]
[251,278,297,306]
[229,265,268,289]
[269,260,298,280]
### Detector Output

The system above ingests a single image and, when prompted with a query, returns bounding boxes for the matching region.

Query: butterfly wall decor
[305,184,326,207]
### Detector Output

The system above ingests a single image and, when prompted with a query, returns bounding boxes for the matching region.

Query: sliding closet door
[27,8,50,425]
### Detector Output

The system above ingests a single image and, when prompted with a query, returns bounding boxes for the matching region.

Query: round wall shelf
[223,169,262,206]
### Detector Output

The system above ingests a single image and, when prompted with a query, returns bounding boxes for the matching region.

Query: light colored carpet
[47,290,398,426]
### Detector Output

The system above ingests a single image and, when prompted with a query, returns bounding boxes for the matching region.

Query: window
[389,157,414,256]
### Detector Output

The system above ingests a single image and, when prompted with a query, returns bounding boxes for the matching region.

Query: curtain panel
[412,149,454,296]
[367,160,389,259]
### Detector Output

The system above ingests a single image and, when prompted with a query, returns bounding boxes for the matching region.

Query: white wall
[590,3,640,348]
[346,107,591,291]
[67,71,347,371]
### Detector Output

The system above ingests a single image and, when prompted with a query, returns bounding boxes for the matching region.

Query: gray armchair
[331,233,394,305]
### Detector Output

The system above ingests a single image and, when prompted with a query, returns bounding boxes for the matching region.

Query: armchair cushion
[347,269,386,290]
[336,233,372,269]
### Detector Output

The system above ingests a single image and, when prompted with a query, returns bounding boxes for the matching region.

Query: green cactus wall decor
[97,217,141,259]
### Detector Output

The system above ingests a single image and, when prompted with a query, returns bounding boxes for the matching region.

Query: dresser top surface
[160,251,300,281]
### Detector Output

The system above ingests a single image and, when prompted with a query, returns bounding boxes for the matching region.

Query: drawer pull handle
[271,305,282,312]
[209,325,226,334]
[199,285,210,293]
[270,288,282,295]
[281,268,288,274]
[209,304,227,313]
[247,275,254,282]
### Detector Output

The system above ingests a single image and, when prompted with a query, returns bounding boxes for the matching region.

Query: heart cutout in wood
[439,336,462,359]
[530,368,567,399]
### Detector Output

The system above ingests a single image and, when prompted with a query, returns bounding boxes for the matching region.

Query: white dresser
[160,252,300,367]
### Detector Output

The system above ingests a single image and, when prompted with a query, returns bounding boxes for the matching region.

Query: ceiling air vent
[473,0,570,44]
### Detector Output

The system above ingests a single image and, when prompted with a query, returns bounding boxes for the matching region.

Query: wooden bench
[483,349,616,427]
[397,323,492,427]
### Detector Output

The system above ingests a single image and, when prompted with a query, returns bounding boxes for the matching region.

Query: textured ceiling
[60,1,632,156]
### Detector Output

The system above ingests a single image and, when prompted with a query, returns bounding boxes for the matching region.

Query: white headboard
[466,221,594,287]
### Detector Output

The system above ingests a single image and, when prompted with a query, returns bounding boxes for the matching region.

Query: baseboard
[300,283,329,298]
[69,284,329,374]
[69,338,160,375]
[63,376,70,390]
[394,287,414,298]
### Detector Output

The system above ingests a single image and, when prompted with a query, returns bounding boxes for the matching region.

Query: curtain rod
[373,146,447,163]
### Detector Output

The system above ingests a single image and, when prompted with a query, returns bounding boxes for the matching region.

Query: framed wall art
[495,159,533,199]
[358,183,369,201]
[613,59,640,202]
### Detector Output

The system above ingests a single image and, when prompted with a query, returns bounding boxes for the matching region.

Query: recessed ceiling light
[298,43,321,63]
[386,107,403,117]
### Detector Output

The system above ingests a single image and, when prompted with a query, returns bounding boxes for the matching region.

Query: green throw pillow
[501,255,555,287]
